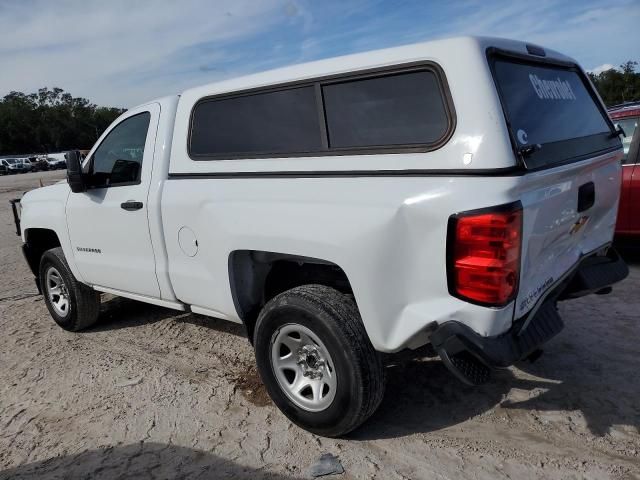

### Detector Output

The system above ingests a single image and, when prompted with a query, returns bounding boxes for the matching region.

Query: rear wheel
[39,247,100,331]
[254,285,385,437]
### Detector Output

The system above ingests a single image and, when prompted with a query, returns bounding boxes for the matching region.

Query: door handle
[121,200,143,211]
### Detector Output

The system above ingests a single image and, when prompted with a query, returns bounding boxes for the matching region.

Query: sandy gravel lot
[0,171,638,479]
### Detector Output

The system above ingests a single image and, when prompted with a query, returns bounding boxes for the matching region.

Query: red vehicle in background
[610,101,640,239]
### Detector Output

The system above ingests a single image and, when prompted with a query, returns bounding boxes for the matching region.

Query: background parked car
[610,101,640,238]
[27,157,50,172]
[45,153,67,170]
[1,158,29,174]
[38,158,51,171]
[46,158,66,170]
[0,163,7,175]
[22,158,34,170]
[17,158,33,172]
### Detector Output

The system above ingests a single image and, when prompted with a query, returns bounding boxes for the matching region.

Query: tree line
[588,61,640,107]
[1,62,639,156]
[0,87,124,156]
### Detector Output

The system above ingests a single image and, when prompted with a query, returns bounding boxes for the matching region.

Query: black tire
[253,284,385,437]
[39,247,100,331]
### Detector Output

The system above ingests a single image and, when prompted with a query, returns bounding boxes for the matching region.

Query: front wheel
[39,247,100,331]
[254,285,385,437]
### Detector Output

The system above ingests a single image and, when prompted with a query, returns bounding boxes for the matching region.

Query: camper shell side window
[188,62,456,160]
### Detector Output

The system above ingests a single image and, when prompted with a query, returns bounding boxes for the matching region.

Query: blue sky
[1,0,638,107]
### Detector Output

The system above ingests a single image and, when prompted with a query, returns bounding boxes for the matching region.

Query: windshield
[492,57,619,169]
[612,117,638,162]
[6,159,18,164]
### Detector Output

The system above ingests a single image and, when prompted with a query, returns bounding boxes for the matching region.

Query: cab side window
[89,112,151,188]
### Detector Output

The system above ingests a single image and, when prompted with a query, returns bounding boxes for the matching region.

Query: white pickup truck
[14,36,628,436]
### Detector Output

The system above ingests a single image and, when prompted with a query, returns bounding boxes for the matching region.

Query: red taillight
[447,204,522,306]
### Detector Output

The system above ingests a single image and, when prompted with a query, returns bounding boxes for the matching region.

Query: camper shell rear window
[489,51,619,170]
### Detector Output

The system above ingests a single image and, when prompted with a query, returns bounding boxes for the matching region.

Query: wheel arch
[228,250,354,342]
[23,228,62,278]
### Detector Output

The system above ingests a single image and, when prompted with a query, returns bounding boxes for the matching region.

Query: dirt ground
[0,170,638,480]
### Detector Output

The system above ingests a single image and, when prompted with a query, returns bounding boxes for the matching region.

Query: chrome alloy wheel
[270,323,337,412]
[45,266,70,317]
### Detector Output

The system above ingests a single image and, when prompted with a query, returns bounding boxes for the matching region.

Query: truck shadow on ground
[501,355,639,437]
[0,442,302,480]
[351,355,540,440]
[353,338,638,440]
[86,288,638,443]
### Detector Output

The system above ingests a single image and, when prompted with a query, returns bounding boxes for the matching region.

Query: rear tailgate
[489,50,623,318]
[514,152,621,318]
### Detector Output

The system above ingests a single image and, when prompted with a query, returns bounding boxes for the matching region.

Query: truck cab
[15,36,628,437]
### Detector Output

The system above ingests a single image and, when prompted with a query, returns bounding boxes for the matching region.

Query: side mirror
[65,150,86,193]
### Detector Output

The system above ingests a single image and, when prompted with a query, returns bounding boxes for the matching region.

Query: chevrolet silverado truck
[12,36,629,437]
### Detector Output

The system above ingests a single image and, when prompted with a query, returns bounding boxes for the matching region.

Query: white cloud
[1,0,638,107]
[567,7,610,24]
[589,64,616,75]
[0,0,288,106]
[289,0,640,79]
[426,0,640,77]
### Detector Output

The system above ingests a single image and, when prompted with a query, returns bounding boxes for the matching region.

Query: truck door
[66,104,161,298]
